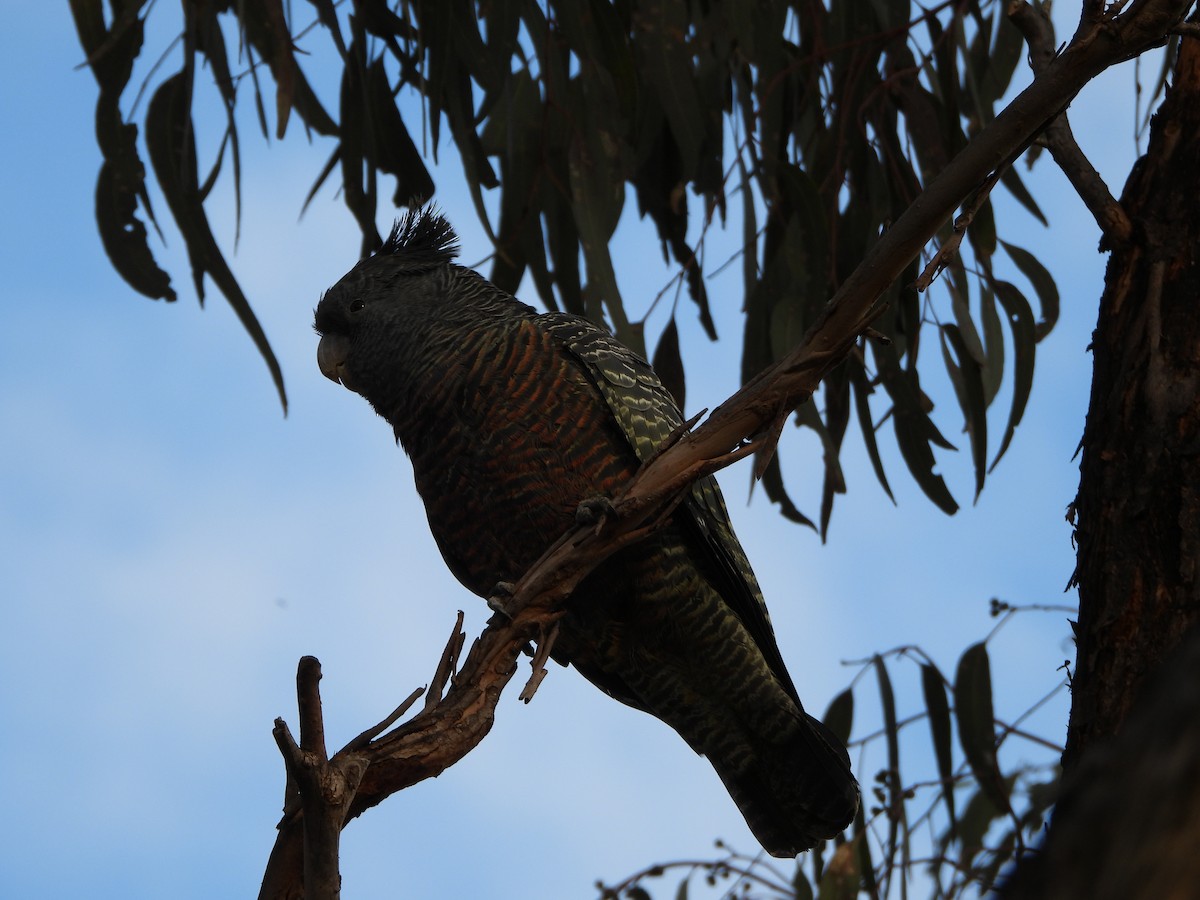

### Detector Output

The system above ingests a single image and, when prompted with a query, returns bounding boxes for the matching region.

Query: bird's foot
[486,581,517,621]
[486,582,535,657]
[576,495,616,533]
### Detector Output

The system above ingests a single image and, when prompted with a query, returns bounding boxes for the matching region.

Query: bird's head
[313,206,461,396]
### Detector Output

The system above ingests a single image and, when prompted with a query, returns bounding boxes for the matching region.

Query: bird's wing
[541,313,802,704]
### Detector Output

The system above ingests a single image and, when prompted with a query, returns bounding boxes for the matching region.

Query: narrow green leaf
[489,164,528,295]
[544,185,583,316]
[568,128,635,349]
[674,874,690,900]
[256,0,298,138]
[948,272,986,365]
[953,642,1010,812]
[674,236,716,340]
[146,72,287,412]
[874,655,899,779]
[999,166,1048,225]
[979,279,1005,405]
[479,1,520,104]
[940,324,988,499]
[301,146,341,217]
[741,271,772,385]
[420,0,495,233]
[95,159,176,302]
[556,0,638,123]
[304,0,346,56]
[196,127,229,202]
[769,292,810,367]
[518,209,557,312]
[874,654,901,879]
[759,453,817,530]
[777,165,831,331]
[338,39,381,250]
[980,14,1025,110]
[737,154,758,325]
[872,0,912,31]
[876,343,959,514]
[963,12,994,129]
[817,371,850,538]
[637,0,706,181]
[991,281,1037,470]
[926,14,966,154]
[242,40,272,140]
[73,0,174,301]
[895,409,958,512]
[966,196,997,260]
[920,662,957,829]
[848,365,894,502]
[1000,240,1060,340]
[822,688,854,749]
[652,317,686,412]
[365,59,435,207]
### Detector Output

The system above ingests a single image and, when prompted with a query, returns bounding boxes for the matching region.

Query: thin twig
[518,622,560,702]
[344,687,426,752]
[425,610,466,710]
[1009,0,1135,245]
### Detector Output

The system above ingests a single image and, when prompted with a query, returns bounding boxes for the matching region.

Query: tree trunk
[998,32,1200,899]
[1064,33,1200,771]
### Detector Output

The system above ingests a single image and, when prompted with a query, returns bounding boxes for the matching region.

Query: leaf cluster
[71,0,1060,527]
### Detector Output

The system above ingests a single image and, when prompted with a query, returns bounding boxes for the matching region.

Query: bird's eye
[349,298,365,313]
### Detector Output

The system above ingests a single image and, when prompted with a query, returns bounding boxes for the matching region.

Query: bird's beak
[317,334,352,388]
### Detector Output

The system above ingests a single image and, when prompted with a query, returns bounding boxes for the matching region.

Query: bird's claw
[576,495,616,533]
[486,581,517,621]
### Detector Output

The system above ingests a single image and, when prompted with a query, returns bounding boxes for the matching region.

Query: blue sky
[0,5,1156,898]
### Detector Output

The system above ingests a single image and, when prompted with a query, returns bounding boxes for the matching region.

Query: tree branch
[1008,0,1136,246]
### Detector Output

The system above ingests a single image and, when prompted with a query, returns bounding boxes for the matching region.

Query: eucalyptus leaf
[921,662,957,829]
[954,642,1010,813]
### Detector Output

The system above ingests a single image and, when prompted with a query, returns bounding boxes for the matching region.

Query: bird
[313,207,859,856]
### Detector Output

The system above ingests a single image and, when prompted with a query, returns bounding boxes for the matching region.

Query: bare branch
[424,610,466,710]
[1010,0,1136,245]
[344,688,425,753]
[518,621,560,702]
[269,658,369,900]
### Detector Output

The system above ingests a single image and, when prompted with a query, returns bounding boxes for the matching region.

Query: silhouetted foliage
[71,0,1069,530]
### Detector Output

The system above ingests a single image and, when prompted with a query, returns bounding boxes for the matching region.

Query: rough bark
[1002,624,1200,899]
[1064,30,1200,771]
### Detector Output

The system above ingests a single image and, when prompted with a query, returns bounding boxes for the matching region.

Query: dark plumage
[314,208,859,856]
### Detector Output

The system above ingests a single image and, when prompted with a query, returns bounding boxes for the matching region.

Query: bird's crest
[379,207,461,269]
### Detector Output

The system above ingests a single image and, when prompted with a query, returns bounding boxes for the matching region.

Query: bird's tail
[705,709,859,857]
[613,648,860,858]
